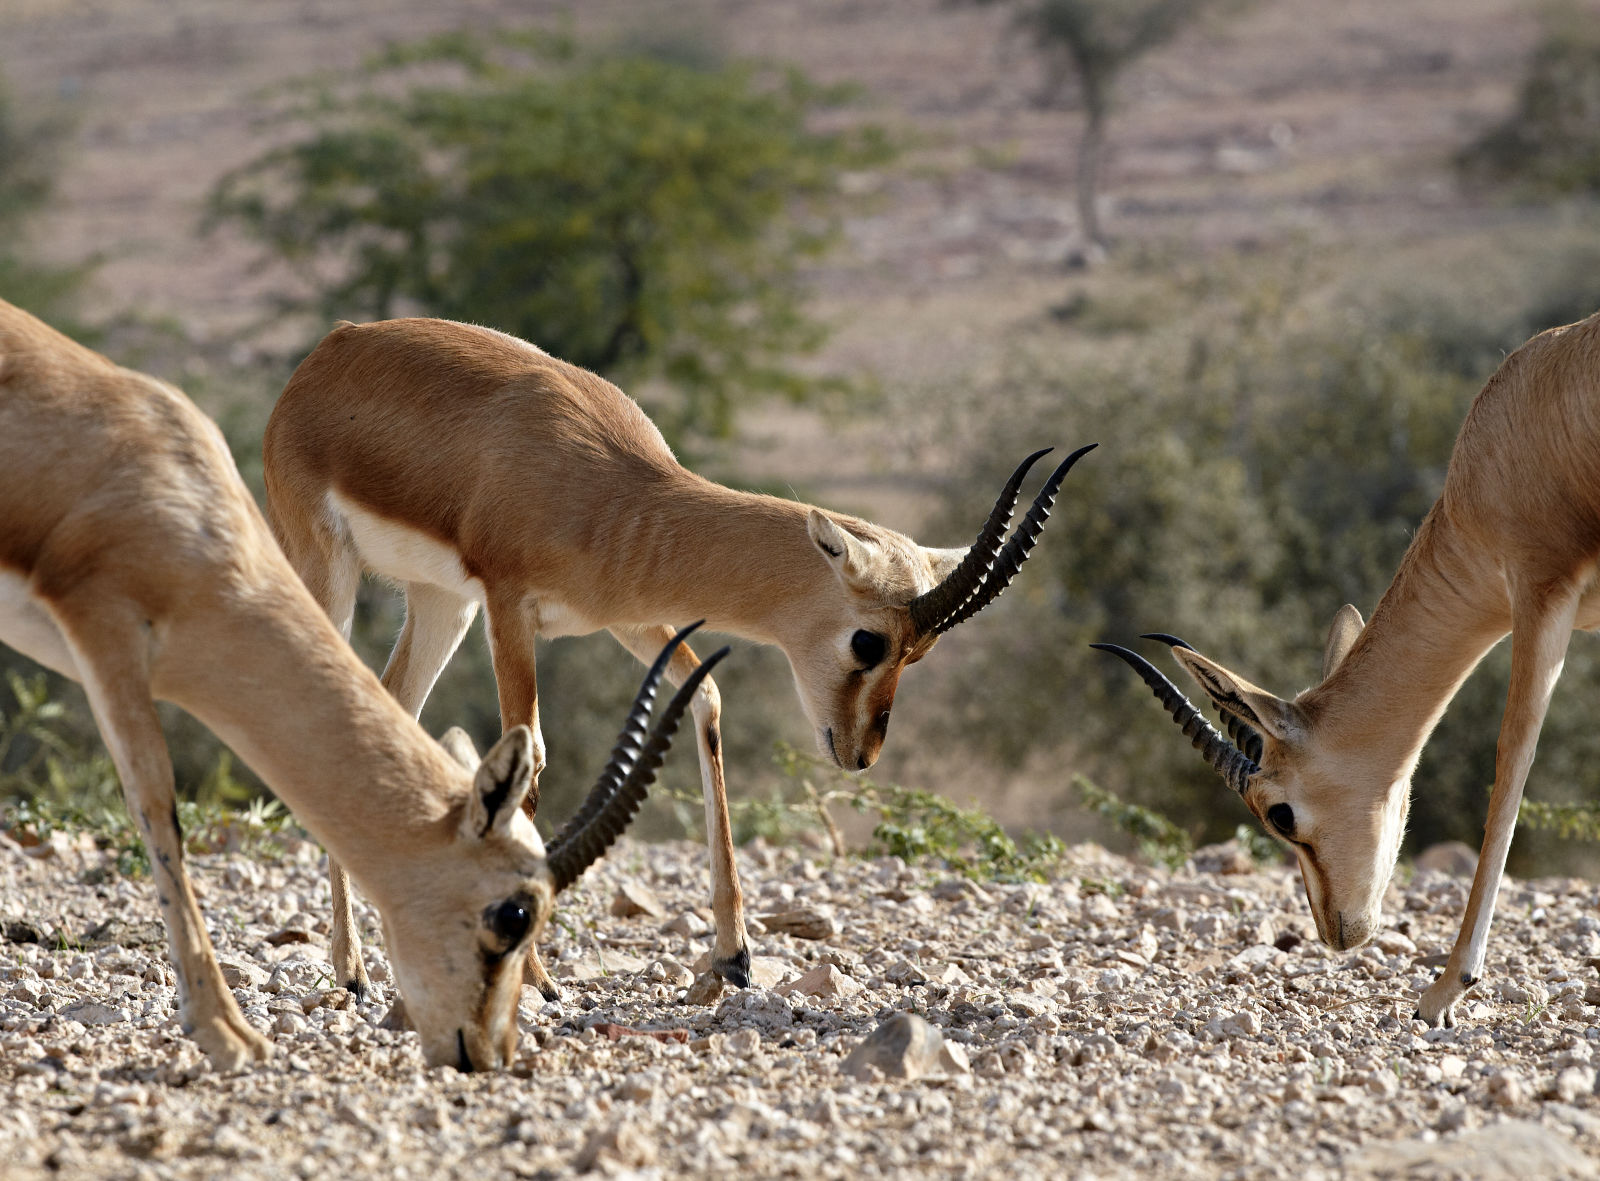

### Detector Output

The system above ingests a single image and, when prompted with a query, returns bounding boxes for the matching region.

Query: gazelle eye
[485,900,531,948]
[1266,803,1296,839]
[850,630,887,669]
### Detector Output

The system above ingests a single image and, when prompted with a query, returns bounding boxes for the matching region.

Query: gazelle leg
[484,591,559,1001]
[1416,581,1580,1026]
[328,581,479,998]
[61,608,270,1069]
[611,625,750,987]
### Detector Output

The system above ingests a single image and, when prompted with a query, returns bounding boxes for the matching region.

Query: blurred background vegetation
[4,0,1600,878]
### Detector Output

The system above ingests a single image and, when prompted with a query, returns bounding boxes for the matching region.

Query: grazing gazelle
[0,298,716,1070]
[264,315,1093,993]
[1096,309,1600,1025]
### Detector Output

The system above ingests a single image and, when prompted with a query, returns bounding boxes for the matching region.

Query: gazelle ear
[462,726,534,840]
[807,510,877,591]
[922,546,965,588]
[1172,648,1301,744]
[438,726,481,771]
[1322,604,1365,681]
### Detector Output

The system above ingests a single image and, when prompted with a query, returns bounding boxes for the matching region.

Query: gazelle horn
[546,623,731,893]
[908,443,1097,637]
[1091,642,1258,795]
[1139,633,1264,764]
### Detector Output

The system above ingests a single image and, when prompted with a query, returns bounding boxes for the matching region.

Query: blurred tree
[1458,2,1600,196]
[969,0,1249,255]
[207,30,891,442]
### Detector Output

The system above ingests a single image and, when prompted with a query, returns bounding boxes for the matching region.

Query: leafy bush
[208,29,892,442]
[910,243,1600,870]
[1458,3,1600,196]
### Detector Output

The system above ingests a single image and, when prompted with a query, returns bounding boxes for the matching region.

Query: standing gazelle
[0,298,712,1070]
[264,316,1092,993]
[1098,309,1600,1025]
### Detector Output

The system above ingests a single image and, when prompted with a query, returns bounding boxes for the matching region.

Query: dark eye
[850,630,887,669]
[485,899,531,948]
[1266,804,1296,839]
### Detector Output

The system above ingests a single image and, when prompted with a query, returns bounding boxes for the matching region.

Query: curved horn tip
[1139,632,1195,651]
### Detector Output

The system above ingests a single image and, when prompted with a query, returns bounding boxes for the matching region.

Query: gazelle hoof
[714,946,751,989]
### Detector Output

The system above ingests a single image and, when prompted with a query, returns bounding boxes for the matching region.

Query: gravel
[1,829,1598,1179]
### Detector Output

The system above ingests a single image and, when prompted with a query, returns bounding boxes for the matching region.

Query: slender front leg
[1417,582,1580,1026]
[611,625,750,987]
[485,591,559,1001]
[63,610,270,1069]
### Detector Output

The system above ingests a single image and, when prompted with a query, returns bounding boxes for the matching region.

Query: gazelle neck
[159,574,466,888]
[595,470,842,648]
[1306,506,1510,778]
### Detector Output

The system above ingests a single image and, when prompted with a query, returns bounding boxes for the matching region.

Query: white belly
[325,491,601,637]
[328,490,488,605]
[0,570,80,680]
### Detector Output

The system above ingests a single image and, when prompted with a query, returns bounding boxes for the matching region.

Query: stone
[1349,1119,1594,1180]
[574,1119,656,1172]
[610,880,665,919]
[1416,841,1479,877]
[684,972,727,1006]
[264,926,312,947]
[725,1028,762,1057]
[841,1013,947,1082]
[58,999,128,1025]
[661,911,709,938]
[218,959,270,990]
[1192,840,1254,875]
[1552,1066,1595,1103]
[1488,1069,1528,1107]
[775,964,862,1000]
[758,908,837,940]
[1209,1011,1261,1038]
[647,957,694,988]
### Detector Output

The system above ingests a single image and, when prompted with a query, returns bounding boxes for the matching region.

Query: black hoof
[538,982,561,1004]
[345,979,368,1002]
[1412,1008,1422,1021]
[714,947,752,989]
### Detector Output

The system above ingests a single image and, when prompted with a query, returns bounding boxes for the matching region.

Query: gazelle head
[1095,605,1408,952]
[796,445,1096,772]
[379,627,727,1071]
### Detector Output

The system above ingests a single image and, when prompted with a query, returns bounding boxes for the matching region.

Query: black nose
[856,754,868,770]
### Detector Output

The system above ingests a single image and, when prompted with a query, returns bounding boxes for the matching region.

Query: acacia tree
[979,0,1245,255]
[208,31,891,441]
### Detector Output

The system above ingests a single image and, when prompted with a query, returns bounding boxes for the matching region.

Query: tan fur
[0,300,552,1071]
[264,317,963,986]
[1165,310,1600,1025]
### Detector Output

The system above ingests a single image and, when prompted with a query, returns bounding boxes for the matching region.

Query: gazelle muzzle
[546,622,731,893]
[1091,640,1258,795]
[906,443,1098,637]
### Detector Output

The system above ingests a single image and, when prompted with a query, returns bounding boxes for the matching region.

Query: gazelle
[0,298,716,1070]
[1097,308,1600,1025]
[263,315,1093,993]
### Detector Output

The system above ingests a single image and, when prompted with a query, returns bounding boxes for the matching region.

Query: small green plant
[1,674,301,876]
[1517,797,1600,842]
[1233,822,1283,868]
[1072,774,1193,870]
[772,742,1068,881]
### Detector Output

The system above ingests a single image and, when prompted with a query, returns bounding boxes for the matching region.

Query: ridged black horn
[908,443,1097,637]
[907,448,1050,635]
[1140,633,1263,764]
[1091,642,1257,795]
[546,626,730,892]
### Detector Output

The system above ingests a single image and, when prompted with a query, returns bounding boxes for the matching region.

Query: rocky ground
[1,830,1598,1180]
